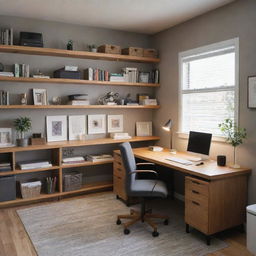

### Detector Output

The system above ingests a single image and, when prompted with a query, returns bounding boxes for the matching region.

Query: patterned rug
[17,192,227,256]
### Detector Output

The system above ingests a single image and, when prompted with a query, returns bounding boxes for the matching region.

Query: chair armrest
[136,162,155,166]
[129,170,158,177]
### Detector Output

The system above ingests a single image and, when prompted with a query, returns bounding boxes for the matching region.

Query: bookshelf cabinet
[0,136,159,207]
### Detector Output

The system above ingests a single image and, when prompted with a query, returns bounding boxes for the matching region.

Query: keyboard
[166,156,193,165]
[185,155,202,162]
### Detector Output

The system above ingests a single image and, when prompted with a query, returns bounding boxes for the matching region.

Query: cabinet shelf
[0,76,160,88]
[0,45,160,63]
[0,105,160,109]
[0,166,60,176]
[61,160,113,169]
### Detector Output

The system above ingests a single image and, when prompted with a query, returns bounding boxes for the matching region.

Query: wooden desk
[113,147,251,245]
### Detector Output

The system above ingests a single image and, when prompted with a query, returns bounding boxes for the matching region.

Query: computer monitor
[187,131,212,157]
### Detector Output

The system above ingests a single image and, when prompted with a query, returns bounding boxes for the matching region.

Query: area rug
[17,192,227,256]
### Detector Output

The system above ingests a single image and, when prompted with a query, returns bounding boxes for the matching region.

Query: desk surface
[132,148,251,180]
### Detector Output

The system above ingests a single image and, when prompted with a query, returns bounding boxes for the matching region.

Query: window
[179,38,239,137]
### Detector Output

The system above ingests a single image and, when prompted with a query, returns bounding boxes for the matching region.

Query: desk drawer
[114,153,123,165]
[113,162,125,177]
[113,176,127,200]
[186,176,209,197]
[185,199,209,234]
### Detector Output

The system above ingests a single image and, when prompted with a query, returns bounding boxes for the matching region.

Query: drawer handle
[117,161,121,165]
[192,180,201,185]
[117,168,122,172]
[192,201,200,206]
[192,190,199,194]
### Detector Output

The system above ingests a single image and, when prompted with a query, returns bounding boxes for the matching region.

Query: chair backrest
[119,142,136,195]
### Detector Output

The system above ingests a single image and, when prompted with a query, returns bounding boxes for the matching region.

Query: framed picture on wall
[68,115,86,140]
[88,114,106,134]
[248,76,256,108]
[33,89,47,105]
[0,128,13,147]
[107,115,123,133]
[136,122,152,136]
[46,116,67,142]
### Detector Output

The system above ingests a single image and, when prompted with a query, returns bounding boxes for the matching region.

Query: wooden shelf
[0,105,160,109]
[0,166,60,176]
[61,160,113,169]
[0,136,159,153]
[0,45,160,63]
[0,76,160,88]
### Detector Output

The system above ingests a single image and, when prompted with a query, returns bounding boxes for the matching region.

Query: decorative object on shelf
[63,148,74,158]
[136,122,153,136]
[0,62,4,71]
[107,115,123,133]
[65,65,78,71]
[30,133,46,145]
[88,114,106,134]
[51,96,62,105]
[122,67,138,82]
[68,115,86,140]
[137,94,149,105]
[88,44,97,52]
[66,40,73,50]
[138,72,150,83]
[14,116,32,147]
[32,69,50,79]
[0,90,9,105]
[20,181,42,199]
[20,93,27,105]
[19,32,43,47]
[142,98,158,106]
[0,128,13,147]
[53,68,82,79]
[122,47,143,57]
[68,94,89,105]
[98,92,119,105]
[217,155,226,166]
[46,115,67,142]
[0,27,13,45]
[32,88,47,105]
[219,118,247,168]
[162,119,176,153]
[46,177,57,194]
[248,76,256,108]
[97,44,121,54]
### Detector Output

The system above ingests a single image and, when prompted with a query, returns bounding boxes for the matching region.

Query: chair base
[117,209,169,236]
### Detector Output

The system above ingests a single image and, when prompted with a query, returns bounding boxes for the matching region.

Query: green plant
[14,117,32,139]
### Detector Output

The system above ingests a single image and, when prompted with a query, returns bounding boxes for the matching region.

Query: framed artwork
[68,115,86,140]
[136,122,152,136]
[107,115,123,133]
[138,72,150,83]
[33,89,47,105]
[46,116,67,142]
[248,76,256,108]
[88,114,106,134]
[0,128,13,147]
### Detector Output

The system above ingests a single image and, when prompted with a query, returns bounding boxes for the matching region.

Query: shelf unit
[0,136,159,207]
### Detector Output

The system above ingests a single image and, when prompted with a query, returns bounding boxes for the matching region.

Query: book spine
[14,63,20,77]
[4,29,9,45]
[9,28,13,45]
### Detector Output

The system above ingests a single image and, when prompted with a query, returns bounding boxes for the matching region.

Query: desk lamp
[162,119,176,153]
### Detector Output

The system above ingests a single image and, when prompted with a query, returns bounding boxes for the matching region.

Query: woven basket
[20,181,42,199]
[64,173,82,192]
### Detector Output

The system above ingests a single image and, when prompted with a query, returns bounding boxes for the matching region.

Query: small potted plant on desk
[14,116,32,147]
[219,118,247,168]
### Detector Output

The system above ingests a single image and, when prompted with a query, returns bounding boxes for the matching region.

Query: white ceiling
[0,0,235,34]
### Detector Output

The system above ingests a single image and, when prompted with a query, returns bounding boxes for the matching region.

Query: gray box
[0,176,16,202]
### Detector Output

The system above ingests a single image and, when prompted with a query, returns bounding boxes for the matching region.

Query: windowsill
[176,132,227,143]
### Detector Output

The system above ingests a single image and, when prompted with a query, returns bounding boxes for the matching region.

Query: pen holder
[217,155,226,166]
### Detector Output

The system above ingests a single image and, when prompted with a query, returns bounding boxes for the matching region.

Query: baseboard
[174,192,184,202]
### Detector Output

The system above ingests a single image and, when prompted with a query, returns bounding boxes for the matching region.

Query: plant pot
[17,138,29,147]
[91,48,97,52]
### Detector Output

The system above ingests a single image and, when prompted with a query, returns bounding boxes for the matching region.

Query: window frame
[178,38,239,140]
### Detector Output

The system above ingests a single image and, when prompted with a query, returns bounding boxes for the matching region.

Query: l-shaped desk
[113,147,251,245]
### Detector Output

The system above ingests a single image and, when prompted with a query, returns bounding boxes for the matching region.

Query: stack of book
[14,64,30,78]
[122,67,138,83]
[87,154,113,162]
[0,71,14,77]
[68,94,90,105]
[84,68,109,81]
[142,99,158,105]
[110,133,131,140]
[109,73,125,82]
[0,28,13,45]
[0,162,12,172]
[0,90,9,105]
[17,160,52,170]
[62,156,85,165]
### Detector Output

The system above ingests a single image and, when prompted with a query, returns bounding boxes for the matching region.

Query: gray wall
[153,0,256,203]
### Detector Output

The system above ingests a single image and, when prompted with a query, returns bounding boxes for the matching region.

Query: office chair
[116,142,169,237]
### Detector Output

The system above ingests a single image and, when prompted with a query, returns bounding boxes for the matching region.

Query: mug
[217,155,226,166]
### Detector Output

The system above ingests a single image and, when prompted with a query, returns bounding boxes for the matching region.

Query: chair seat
[129,179,168,198]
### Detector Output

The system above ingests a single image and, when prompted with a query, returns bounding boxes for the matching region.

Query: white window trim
[178,38,239,141]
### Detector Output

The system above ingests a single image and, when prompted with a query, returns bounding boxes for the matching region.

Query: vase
[17,138,29,147]
[231,146,240,168]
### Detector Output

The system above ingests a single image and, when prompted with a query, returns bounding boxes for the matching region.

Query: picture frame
[138,72,150,83]
[137,94,149,105]
[107,115,123,133]
[46,116,67,142]
[88,114,106,134]
[33,89,47,105]
[68,115,86,140]
[248,76,256,108]
[136,121,152,136]
[0,128,13,147]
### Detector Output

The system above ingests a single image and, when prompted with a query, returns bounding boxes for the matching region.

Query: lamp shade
[162,119,172,131]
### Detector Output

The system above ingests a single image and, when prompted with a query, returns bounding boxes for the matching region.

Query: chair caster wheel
[164,219,169,225]
[124,228,130,235]
[116,219,121,225]
[152,231,159,237]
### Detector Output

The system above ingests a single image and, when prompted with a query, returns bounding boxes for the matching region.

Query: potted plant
[14,117,32,147]
[219,118,247,168]
[88,44,97,52]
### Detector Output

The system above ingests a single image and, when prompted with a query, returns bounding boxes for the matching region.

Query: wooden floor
[0,194,253,256]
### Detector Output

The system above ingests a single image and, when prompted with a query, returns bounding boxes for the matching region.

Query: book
[0,90,10,105]
[68,100,90,105]
[62,156,85,163]
[65,65,78,72]
[18,160,52,170]
[0,72,14,77]
[33,75,50,79]
[110,133,131,140]
[87,154,113,162]
[142,99,157,105]
[14,64,20,77]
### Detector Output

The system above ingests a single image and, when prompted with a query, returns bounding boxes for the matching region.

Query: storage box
[97,44,121,54]
[122,47,143,57]
[64,172,82,192]
[20,181,41,199]
[143,48,158,58]
[53,68,82,79]
[0,176,16,202]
